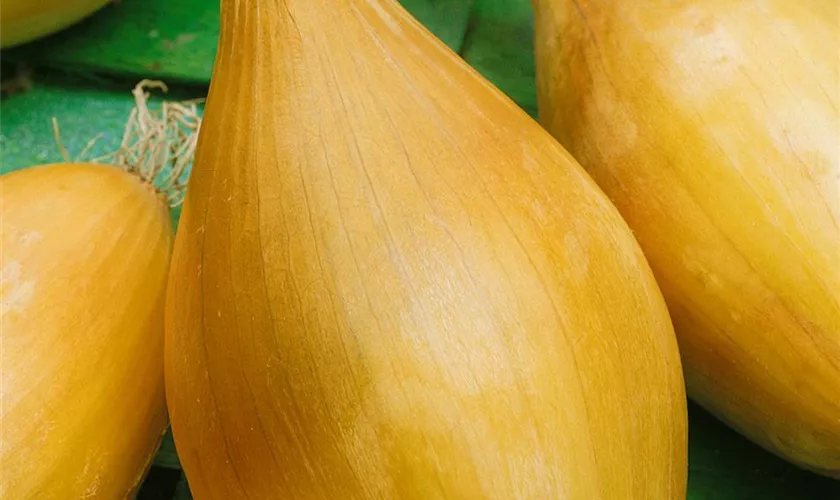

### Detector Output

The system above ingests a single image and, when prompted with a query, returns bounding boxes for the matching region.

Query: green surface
[460,0,538,117]
[1,76,137,169]
[4,1,218,83]
[2,0,839,498]
[0,72,204,169]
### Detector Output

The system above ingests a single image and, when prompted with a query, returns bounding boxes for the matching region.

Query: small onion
[0,0,111,48]
[0,83,201,498]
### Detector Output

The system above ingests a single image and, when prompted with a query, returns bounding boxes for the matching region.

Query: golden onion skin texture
[0,164,172,498]
[534,0,840,476]
[0,0,110,48]
[165,0,687,498]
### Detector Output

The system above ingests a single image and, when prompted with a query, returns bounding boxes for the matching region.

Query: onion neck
[216,0,424,75]
[220,0,405,32]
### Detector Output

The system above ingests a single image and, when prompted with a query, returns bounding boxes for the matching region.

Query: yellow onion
[533,0,840,476]
[165,0,687,498]
[0,0,110,48]
[0,83,201,498]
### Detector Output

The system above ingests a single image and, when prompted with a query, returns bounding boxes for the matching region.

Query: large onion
[0,83,200,498]
[534,0,840,476]
[164,0,688,498]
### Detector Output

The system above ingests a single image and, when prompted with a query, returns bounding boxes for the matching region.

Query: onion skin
[0,0,111,48]
[0,164,172,498]
[165,0,688,498]
[533,0,840,476]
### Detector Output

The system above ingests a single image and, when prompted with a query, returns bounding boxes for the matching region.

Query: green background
[1,0,838,498]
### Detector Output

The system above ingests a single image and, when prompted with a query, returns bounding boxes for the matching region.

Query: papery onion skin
[533,0,840,476]
[165,0,688,498]
[0,163,172,498]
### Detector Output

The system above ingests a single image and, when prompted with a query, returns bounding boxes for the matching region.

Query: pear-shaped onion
[166,1,688,498]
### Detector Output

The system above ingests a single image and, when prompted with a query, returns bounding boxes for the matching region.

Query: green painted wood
[172,476,193,500]
[153,430,182,470]
[1,75,137,170]
[0,73,203,171]
[400,0,474,50]
[460,0,537,117]
[3,1,218,84]
[3,0,473,84]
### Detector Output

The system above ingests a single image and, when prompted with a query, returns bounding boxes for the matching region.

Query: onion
[0,0,111,48]
[165,0,688,498]
[0,82,201,498]
[533,0,840,476]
